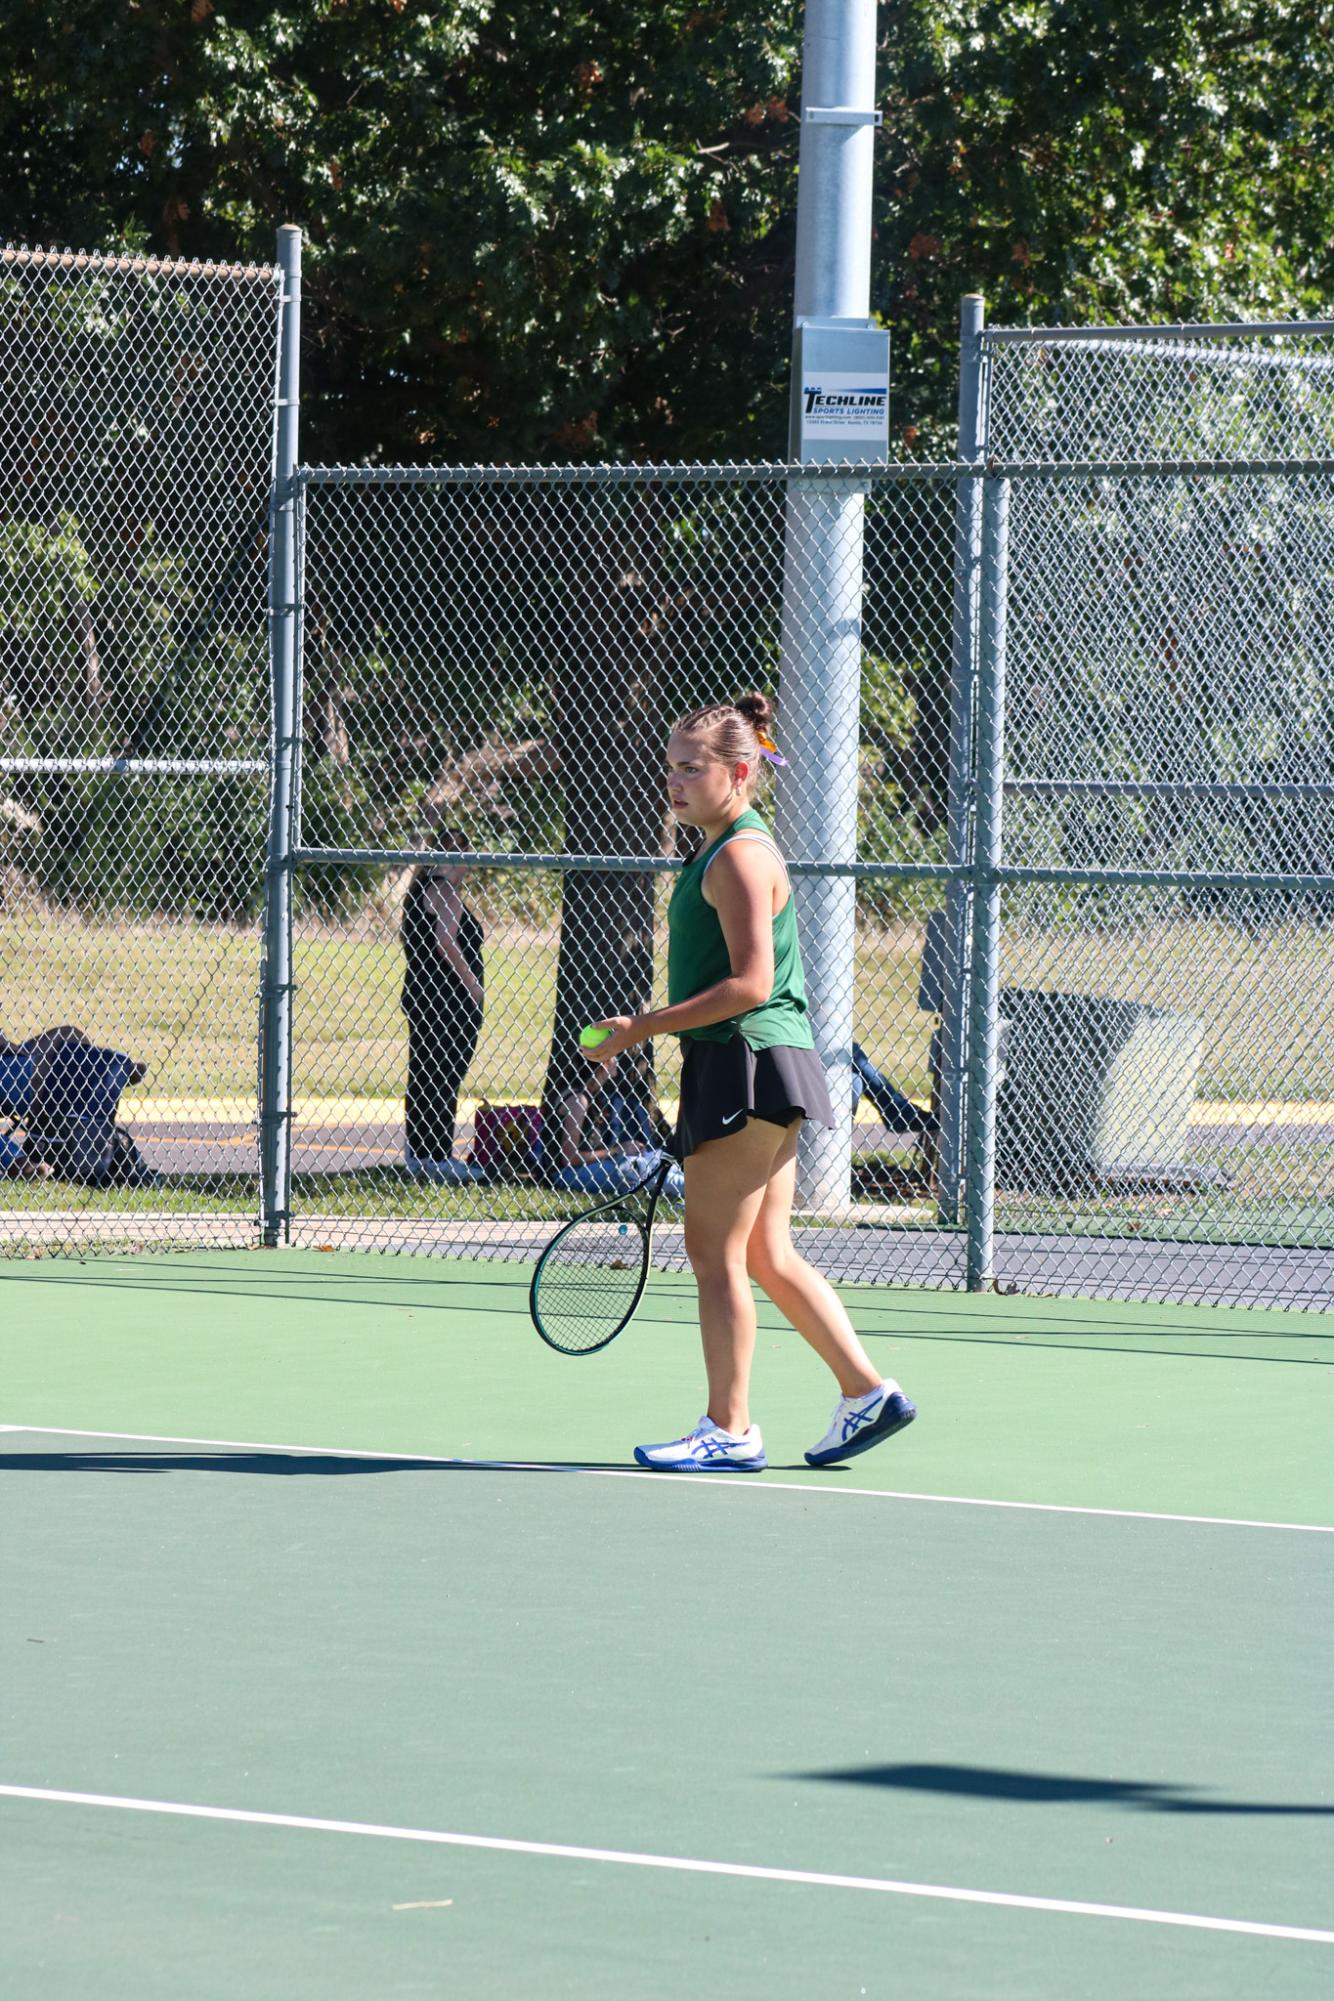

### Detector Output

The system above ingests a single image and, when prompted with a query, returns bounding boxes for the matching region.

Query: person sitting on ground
[538,1055,684,1200]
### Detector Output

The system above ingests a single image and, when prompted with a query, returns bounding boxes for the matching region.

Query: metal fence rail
[3,246,1332,1309]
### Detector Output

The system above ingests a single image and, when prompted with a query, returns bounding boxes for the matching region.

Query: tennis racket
[529,1156,672,1356]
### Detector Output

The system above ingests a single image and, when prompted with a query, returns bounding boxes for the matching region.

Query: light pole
[777,0,886,1208]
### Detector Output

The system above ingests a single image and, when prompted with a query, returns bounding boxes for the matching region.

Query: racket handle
[579,1024,613,1050]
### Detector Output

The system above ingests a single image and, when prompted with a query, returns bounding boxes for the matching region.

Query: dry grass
[3,909,1331,1106]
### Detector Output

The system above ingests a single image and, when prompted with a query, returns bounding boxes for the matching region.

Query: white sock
[849,1380,897,1407]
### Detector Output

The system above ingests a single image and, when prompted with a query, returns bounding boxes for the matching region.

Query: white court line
[3,1422,1333,1534]
[0,1785,1330,1944]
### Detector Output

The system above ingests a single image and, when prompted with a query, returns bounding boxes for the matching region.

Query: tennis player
[583,693,916,1472]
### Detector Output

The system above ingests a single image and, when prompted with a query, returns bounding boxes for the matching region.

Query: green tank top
[666,808,814,1048]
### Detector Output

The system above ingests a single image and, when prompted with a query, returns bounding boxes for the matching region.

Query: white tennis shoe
[805,1383,917,1467]
[634,1416,767,1472]
[404,1150,480,1185]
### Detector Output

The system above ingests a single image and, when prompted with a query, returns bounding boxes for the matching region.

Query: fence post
[937,295,986,1225]
[260,225,302,1247]
[964,472,1008,1291]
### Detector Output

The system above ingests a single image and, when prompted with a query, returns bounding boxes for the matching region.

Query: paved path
[82,1096,1334,1179]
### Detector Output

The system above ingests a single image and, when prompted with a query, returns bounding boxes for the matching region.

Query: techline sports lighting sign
[801,376,888,441]
[789,320,890,464]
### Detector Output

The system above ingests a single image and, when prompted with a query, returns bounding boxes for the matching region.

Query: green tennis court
[3,1253,1332,1999]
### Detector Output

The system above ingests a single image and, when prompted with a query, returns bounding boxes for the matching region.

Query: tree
[6,0,1334,963]
[2,0,800,466]
[6,2,1334,465]
[878,0,1334,450]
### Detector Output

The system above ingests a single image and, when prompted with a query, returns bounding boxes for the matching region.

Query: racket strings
[532,1214,648,1354]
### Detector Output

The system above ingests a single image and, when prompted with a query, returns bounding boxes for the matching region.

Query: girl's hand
[579,1015,640,1062]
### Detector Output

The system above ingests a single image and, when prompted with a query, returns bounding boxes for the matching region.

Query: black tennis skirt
[674,1035,835,1161]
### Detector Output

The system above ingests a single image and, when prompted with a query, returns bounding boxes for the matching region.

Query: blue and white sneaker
[804,1384,917,1468]
[634,1416,767,1473]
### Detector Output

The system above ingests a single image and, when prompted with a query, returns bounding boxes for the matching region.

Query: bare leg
[745,1123,883,1396]
[682,1118,793,1435]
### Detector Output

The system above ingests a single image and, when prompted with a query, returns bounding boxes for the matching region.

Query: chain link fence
[0,243,282,1246]
[285,453,1334,1305]
[282,463,958,1277]
[3,244,1332,1308]
[977,326,1334,1304]
[984,322,1334,461]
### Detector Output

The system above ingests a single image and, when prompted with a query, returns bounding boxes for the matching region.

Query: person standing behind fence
[582,692,917,1472]
[401,832,485,1185]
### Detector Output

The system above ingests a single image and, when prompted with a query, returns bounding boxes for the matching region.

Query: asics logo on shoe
[721,1109,745,1127]
[842,1398,884,1441]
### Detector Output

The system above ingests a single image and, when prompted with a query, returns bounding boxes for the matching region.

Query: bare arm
[555,1094,587,1167]
[425,880,484,1008]
[548,1091,622,1165]
[584,842,780,1058]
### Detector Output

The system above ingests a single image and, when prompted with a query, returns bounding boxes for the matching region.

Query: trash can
[991,988,1204,1191]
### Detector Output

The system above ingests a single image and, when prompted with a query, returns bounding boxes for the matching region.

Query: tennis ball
[579,1025,612,1050]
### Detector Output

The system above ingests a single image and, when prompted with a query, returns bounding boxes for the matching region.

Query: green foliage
[2,0,801,463]
[5,0,1333,923]
[7,2,1331,464]
[0,509,271,919]
[881,0,1334,449]
[1,517,99,638]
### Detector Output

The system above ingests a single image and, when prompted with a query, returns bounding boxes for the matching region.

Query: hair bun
[733,691,774,733]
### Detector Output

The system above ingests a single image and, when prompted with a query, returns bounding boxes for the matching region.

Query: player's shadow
[790,1761,1334,1816]
[0,1451,636,1477]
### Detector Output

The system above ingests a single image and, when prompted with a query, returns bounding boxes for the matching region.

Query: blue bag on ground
[24,1034,156,1187]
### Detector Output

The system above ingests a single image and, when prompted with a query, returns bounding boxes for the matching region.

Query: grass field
[4,909,1333,1260]
[0,909,936,1103]
[5,908,1334,1103]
